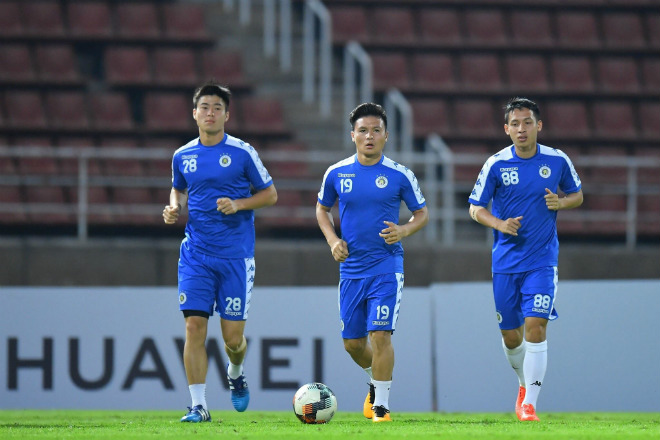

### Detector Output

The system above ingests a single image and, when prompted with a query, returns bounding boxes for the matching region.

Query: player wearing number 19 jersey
[317,103,428,422]
[469,97,582,422]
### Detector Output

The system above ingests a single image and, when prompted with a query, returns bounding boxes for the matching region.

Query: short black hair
[193,81,231,109]
[504,97,540,123]
[349,102,387,130]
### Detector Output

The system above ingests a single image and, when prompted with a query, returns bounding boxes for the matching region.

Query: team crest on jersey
[179,292,187,304]
[375,175,388,188]
[539,165,551,178]
[496,311,503,323]
[219,154,232,167]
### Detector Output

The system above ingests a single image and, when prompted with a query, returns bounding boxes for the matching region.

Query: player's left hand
[379,221,405,245]
[544,188,560,211]
[217,197,238,215]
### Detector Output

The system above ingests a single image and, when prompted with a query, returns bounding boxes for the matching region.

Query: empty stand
[4,91,48,129]
[201,51,249,90]
[510,11,554,47]
[100,137,145,177]
[648,13,660,48]
[635,147,660,184]
[543,101,590,138]
[238,97,288,135]
[162,3,212,42]
[35,45,82,85]
[411,54,456,92]
[582,146,629,185]
[328,6,368,44]
[642,59,660,92]
[452,144,490,183]
[0,186,26,223]
[556,12,600,48]
[602,13,645,48]
[410,99,450,139]
[370,53,409,91]
[24,186,73,224]
[67,2,113,38]
[46,92,90,130]
[111,187,159,225]
[597,58,640,93]
[21,1,65,38]
[464,10,507,46]
[638,102,660,139]
[418,9,461,45]
[459,54,502,91]
[68,186,113,225]
[262,142,311,179]
[454,100,498,137]
[0,2,23,37]
[592,102,637,139]
[14,136,59,176]
[90,93,135,131]
[116,3,161,39]
[369,8,416,45]
[57,137,103,176]
[551,57,594,91]
[505,55,549,92]
[153,48,199,87]
[0,44,36,83]
[144,93,193,132]
[105,47,151,86]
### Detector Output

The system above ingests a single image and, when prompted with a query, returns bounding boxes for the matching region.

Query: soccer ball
[292,382,337,424]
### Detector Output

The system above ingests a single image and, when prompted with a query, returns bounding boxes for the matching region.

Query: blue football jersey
[172,134,273,258]
[468,144,582,273]
[318,154,426,279]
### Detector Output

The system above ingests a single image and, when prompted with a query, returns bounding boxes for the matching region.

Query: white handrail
[384,88,413,156]
[263,0,292,72]
[343,41,373,149]
[302,0,331,117]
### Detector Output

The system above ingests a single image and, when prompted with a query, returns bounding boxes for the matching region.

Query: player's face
[193,95,229,135]
[504,108,542,154]
[351,116,388,163]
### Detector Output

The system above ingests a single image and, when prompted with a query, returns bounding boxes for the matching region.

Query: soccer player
[468,97,583,421]
[163,82,277,423]
[316,103,428,423]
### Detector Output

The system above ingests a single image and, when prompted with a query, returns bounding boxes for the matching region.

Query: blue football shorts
[177,241,254,320]
[492,266,559,330]
[338,273,404,339]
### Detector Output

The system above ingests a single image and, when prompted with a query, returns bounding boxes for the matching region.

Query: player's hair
[503,97,540,123]
[349,102,388,130]
[193,81,231,109]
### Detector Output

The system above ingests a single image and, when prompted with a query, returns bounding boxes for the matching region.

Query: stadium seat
[57,137,103,176]
[505,55,549,92]
[642,59,660,92]
[24,186,73,224]
[634,147,660,185]
[111,187,158,225]
[90,93,135,131]
[68,186,113,225]
[162,4,212,42]
[238,97,288,135]
[638,102,660,140]
[4,91,48,129]
[0,185,27,223]
[153,48,199,87]
[464,10,507,46]
[35,45,81,85]
[597,57,640,93]
[144,93,193,132]
[556,12,600,48]
[262,142,311,179]
[459,54,502,91]
[328,6,368,44]
[101,137,145,177]
[452,144,490,183]
[116,3,161,39]
[648,13,660,48]
[370,53,410,91]
[0,2,24,37]
[105,47,151,86]
[510,11,554,47]
[637,193,660,235]
[370,8,416,45]
[543,101,590,138]
[200,51,249,90]
[551,57,595,91]
[582,146,628,185]
[14,136,59,176]
[410,99,450,139]
[418,9,461,45]
[454,100,498,137]
[21,1,65,37]
[592,102,637,139]
[46,91,90,130]
[411,54,456,92]
[602,13,645,48]
[67,2,113,38]
[0,44,36,83]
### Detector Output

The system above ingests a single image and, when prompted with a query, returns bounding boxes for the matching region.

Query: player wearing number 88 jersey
[317,103,428,421]
[469,97,583,421]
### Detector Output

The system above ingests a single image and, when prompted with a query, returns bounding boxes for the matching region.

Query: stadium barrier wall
[1,281,658,412]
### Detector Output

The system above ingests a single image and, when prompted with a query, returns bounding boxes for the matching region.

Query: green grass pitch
[1,410,659,439]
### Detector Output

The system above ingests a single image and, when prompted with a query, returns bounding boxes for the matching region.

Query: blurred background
[0,0,658,286]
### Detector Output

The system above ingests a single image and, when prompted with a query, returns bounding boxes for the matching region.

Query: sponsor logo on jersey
[179,292,187,304]
[372,320,390,326]
[338,173,355,177]
[499,167,518,172]
[539,165,551,178]
[225,310,242,317]
[219,154,232,167]
[375,175,388,188]
[182,154,198,160]
[532,307,549,314]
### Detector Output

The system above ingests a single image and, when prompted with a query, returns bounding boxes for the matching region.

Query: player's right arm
[469,204,523,237]
[163,188,188,224]
[316,202,349,262]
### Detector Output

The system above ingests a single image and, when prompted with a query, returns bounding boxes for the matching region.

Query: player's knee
[224,334,246,353]
[368,331,392,350]
[343,338,365,355]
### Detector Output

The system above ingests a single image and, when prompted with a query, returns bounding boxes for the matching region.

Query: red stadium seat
[116,3,161,39]
[238,97,288,134]
[648,13,660,48]
[46,91,90,130]
[0,2,24,37]
[35,45,81,85]
[592,102,637,139]
[597,57,640,93]
[0,44,36,83]
[57,137,103,176]
[0,186,27,223]
[201,51,249,89]
[464,10,507,46]
[262,142,311,179]
[459,54,502,91]
[111,187,158,225]
[639,102,660,140]
[642,59,660,92]
[634,147,660,185]
[505,55,549,92]
[162,4,212,41]
[510,11,554,47]
[328,6,368,44]
[454,100,498,137]
[101,137,145,177]
[68,186,113,225]
[144,93,192,131]
[370,53,410,90]
[21,1,65,37]
[105,47,151,86]
[453,144,490,183]
[4,91,48,129]
[67,2,113,38]
[24,186,73,224]
[556,12,600,48]
[418,9,461,45]
[153,48,199,87]
[90,93,134,131]
[582,146,628,185]
[551,57,594,91]
[410,99,450,138]
[14,136,58,176]
[602,13,645,48]
[370,8,416,45]
[411,54,456,92]
[544,101,590,138]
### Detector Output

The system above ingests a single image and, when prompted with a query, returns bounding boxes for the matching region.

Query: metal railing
[302,0,332,117]
[343,41,373,149]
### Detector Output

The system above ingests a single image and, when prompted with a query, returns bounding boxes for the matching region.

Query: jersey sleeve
[245,146,273,191]
[468,161,497,207]
[558,152,582,194]
[318,168,337,208]
[401,168,426,212]
[171,154,187,191]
